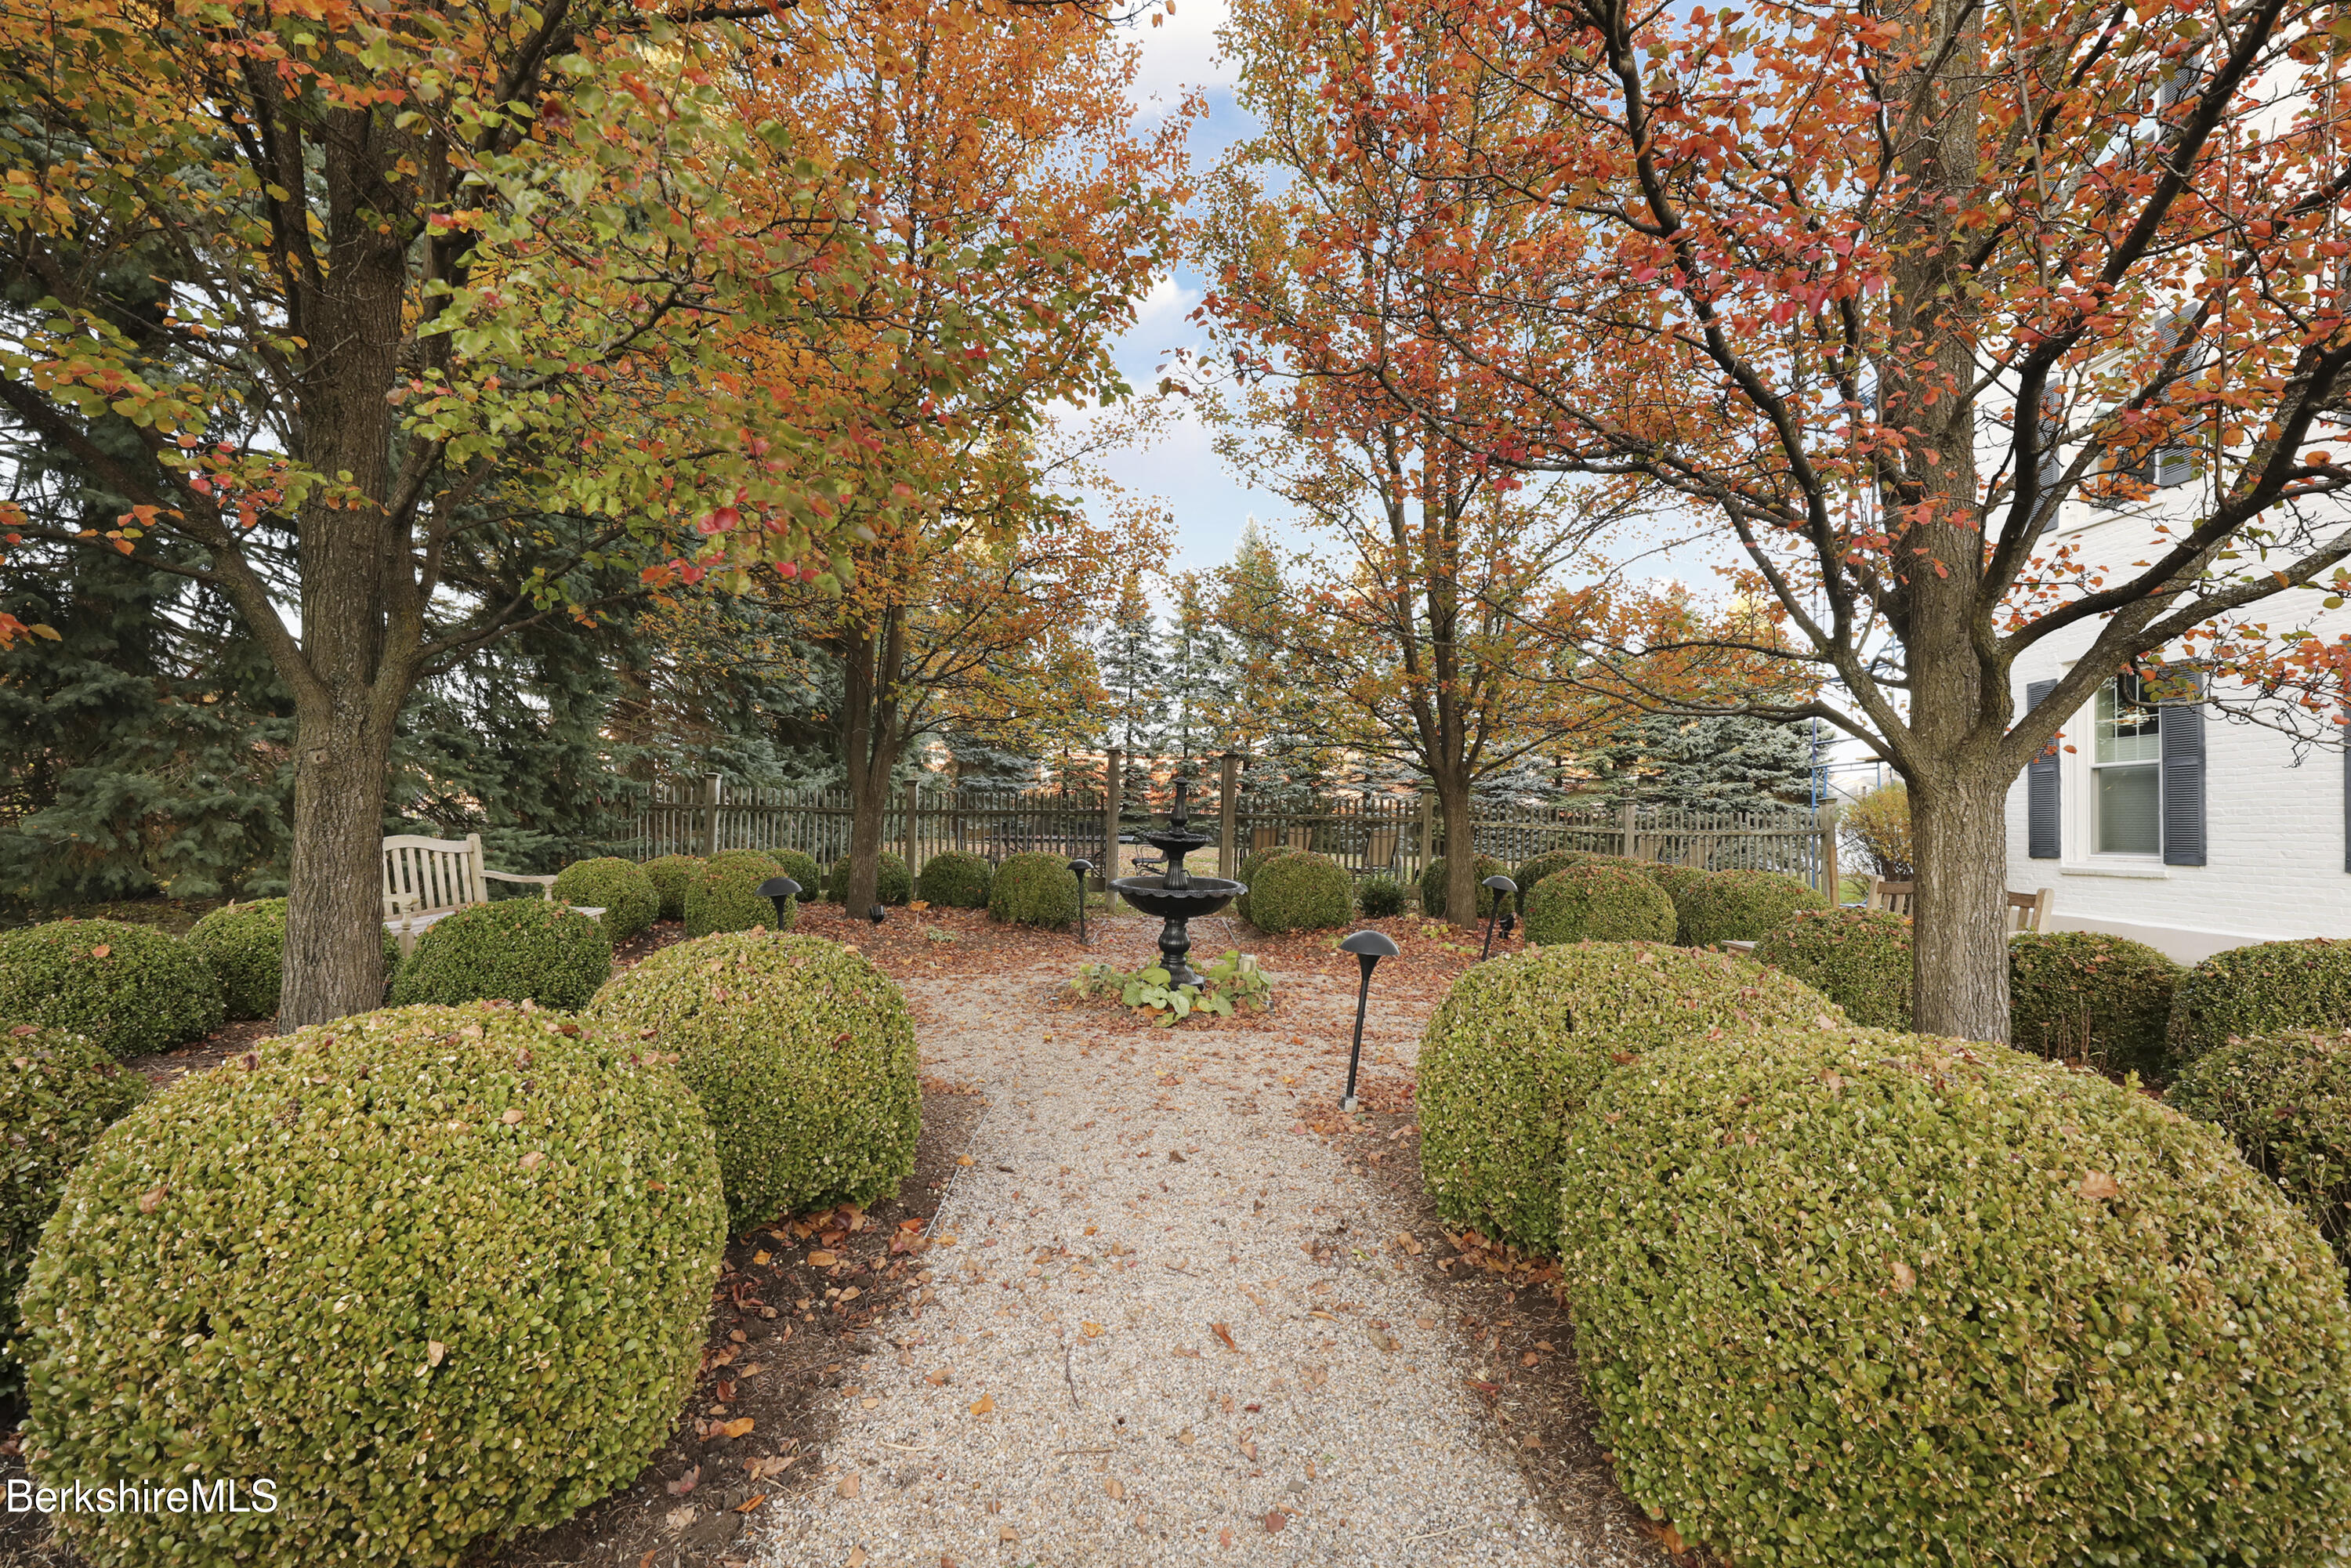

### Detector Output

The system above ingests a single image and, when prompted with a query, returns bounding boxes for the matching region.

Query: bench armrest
[483,871,560,899]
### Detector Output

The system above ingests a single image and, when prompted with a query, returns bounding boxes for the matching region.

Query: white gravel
[751,924,1612,1566]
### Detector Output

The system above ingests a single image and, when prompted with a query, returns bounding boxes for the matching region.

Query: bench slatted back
[1867,877,2054,934]
[382,833,485,916]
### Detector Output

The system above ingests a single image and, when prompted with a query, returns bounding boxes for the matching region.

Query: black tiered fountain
[1110,780,1244,988]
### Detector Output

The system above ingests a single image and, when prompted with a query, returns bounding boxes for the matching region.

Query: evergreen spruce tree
[1097,570,1172,763]
[1166,574,1240,788]
[1589,714,1817,815]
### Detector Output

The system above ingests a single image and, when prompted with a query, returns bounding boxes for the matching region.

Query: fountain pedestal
[1109,780,1244,988]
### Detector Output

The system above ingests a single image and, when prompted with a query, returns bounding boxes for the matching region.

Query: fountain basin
[1109,875,1243,918]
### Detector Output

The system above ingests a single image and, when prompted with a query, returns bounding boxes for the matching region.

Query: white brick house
[2002,495,2351,963]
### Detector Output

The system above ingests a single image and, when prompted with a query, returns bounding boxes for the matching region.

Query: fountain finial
[1168,777,1190,828]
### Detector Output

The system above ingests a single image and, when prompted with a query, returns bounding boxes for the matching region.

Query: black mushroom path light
[1480,874,1520,961]
[1337,929,1400,1113]
[1068,859,1093,945]
[755,875,802,932]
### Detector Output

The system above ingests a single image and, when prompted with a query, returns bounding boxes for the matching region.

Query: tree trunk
[279,696,403,1028]
[838,613,904,915]
[1437,775,1477,931]
[1907,768,2012,1043]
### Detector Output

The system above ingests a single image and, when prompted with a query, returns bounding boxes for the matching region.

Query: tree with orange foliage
[726,0,1193,912]
[0,0,948,1025]
[1257,0,2351,1041]
[1200,0,1791,925]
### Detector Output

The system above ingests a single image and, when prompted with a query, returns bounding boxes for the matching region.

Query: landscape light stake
[1480,875,1520,961]
[755,876,802,932]
[1337,929,1400,1114]
[1068,859,1093,945]
[867,904,886,929]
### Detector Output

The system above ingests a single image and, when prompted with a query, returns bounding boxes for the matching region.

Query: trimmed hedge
[989,852,1080,929]
[2169,1029,2351,1276]
[683,853,792,939]
[915,850,994,909]
[589,933,918,1231]
[1247,853,1352,933]
[0,918,222,1058]
[770,848,823,899]
[1514,849,1641,894]
[0,1026,147,1392]
[824,851,911,908]
[185,898,401,1021]
[640,854,705,921]
[1752,907,1913,1029]
[1672,867,1826,947]
[1232,845,1302,927]
[16,1003,726,1568]
[2167,937,2351,1070]
[1357,876,1405,918]
[551,857,659,943]
[1636,861,1708,913]
[389,899,612,1012]
[1521,866,1678,946]
[1560,1023,2351,1568]
[2009,930,2180,1081]
[1418,854,1507,920]
[1417,943,1835,1254]
[1561,1025,2351,1561]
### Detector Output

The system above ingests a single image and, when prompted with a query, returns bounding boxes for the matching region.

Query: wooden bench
[1355,824,1400,878]
[1863,878,2053,934]
[382,833,591,958]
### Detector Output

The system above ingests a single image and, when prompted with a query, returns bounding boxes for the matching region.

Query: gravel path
[752,928,1605,1567]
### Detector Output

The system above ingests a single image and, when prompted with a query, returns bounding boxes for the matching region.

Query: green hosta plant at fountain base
[1070,950,1272,1026]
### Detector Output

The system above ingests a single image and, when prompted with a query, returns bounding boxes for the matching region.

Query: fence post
[1620,800,1637,860]
[903,780,920,880]
[1816,800,1842,903]
[1103,748,1123,914]
[1417,789,1436,873]
[1217,751,1241,880]
[702,773,723,858]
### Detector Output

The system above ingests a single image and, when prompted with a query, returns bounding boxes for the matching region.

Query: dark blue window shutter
[2159,682,2206,866]
[2026,679,2061,859]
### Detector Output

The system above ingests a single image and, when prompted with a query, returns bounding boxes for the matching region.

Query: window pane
[2096,762,2161,854]
[2096,678,2161,764]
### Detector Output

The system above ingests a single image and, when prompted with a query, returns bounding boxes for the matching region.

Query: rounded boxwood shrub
[1247,852,1352,933]
[824,851,911,907]
[551,856,660,943]
[1752,907,1913,1028]
[2169,1029,2351,1276]
[0,918,222,1058]
[389,898,612,1012]
[589,933,918,1231]
[1636,860,1708,909]
[1672,866,1827,947]
[0,1025,147,1391]
[1357,875,1405,918]
[771,848,823,893]
[989,851,1080,929]
[683,853,792,939]
[916,850,994,909]
[1514,849,1641,893]
[1418,853,1506,920]
[2009,929,2180,1081]
[640,854,705,921]
[1231,844,1302,927]
[16,1003,726,1568]
[2167,937,2351,1070]
[1418,943,1835,1255]
[1559,1023,2351,1568]
[1521,866,1678,946]
[184,897,402,1021]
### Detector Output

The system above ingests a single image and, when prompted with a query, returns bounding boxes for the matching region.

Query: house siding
[2004,510,2351,961]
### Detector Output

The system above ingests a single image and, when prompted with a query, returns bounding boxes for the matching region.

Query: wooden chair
[1864,877,2054,934]
[1249,824,1281,855]
[1355,824,1400,878]
[382,833,574,958]
[1285,824,1315,853]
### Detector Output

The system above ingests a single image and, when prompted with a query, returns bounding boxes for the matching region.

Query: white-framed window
[2091,672,2162,855]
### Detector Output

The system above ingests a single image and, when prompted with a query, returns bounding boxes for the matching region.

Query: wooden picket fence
[622,775,1839,896]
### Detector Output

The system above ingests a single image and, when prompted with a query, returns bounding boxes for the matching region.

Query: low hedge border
[0,918,223,1058]
[1751,907,1912,1029]
[2166,937,2351,1070]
